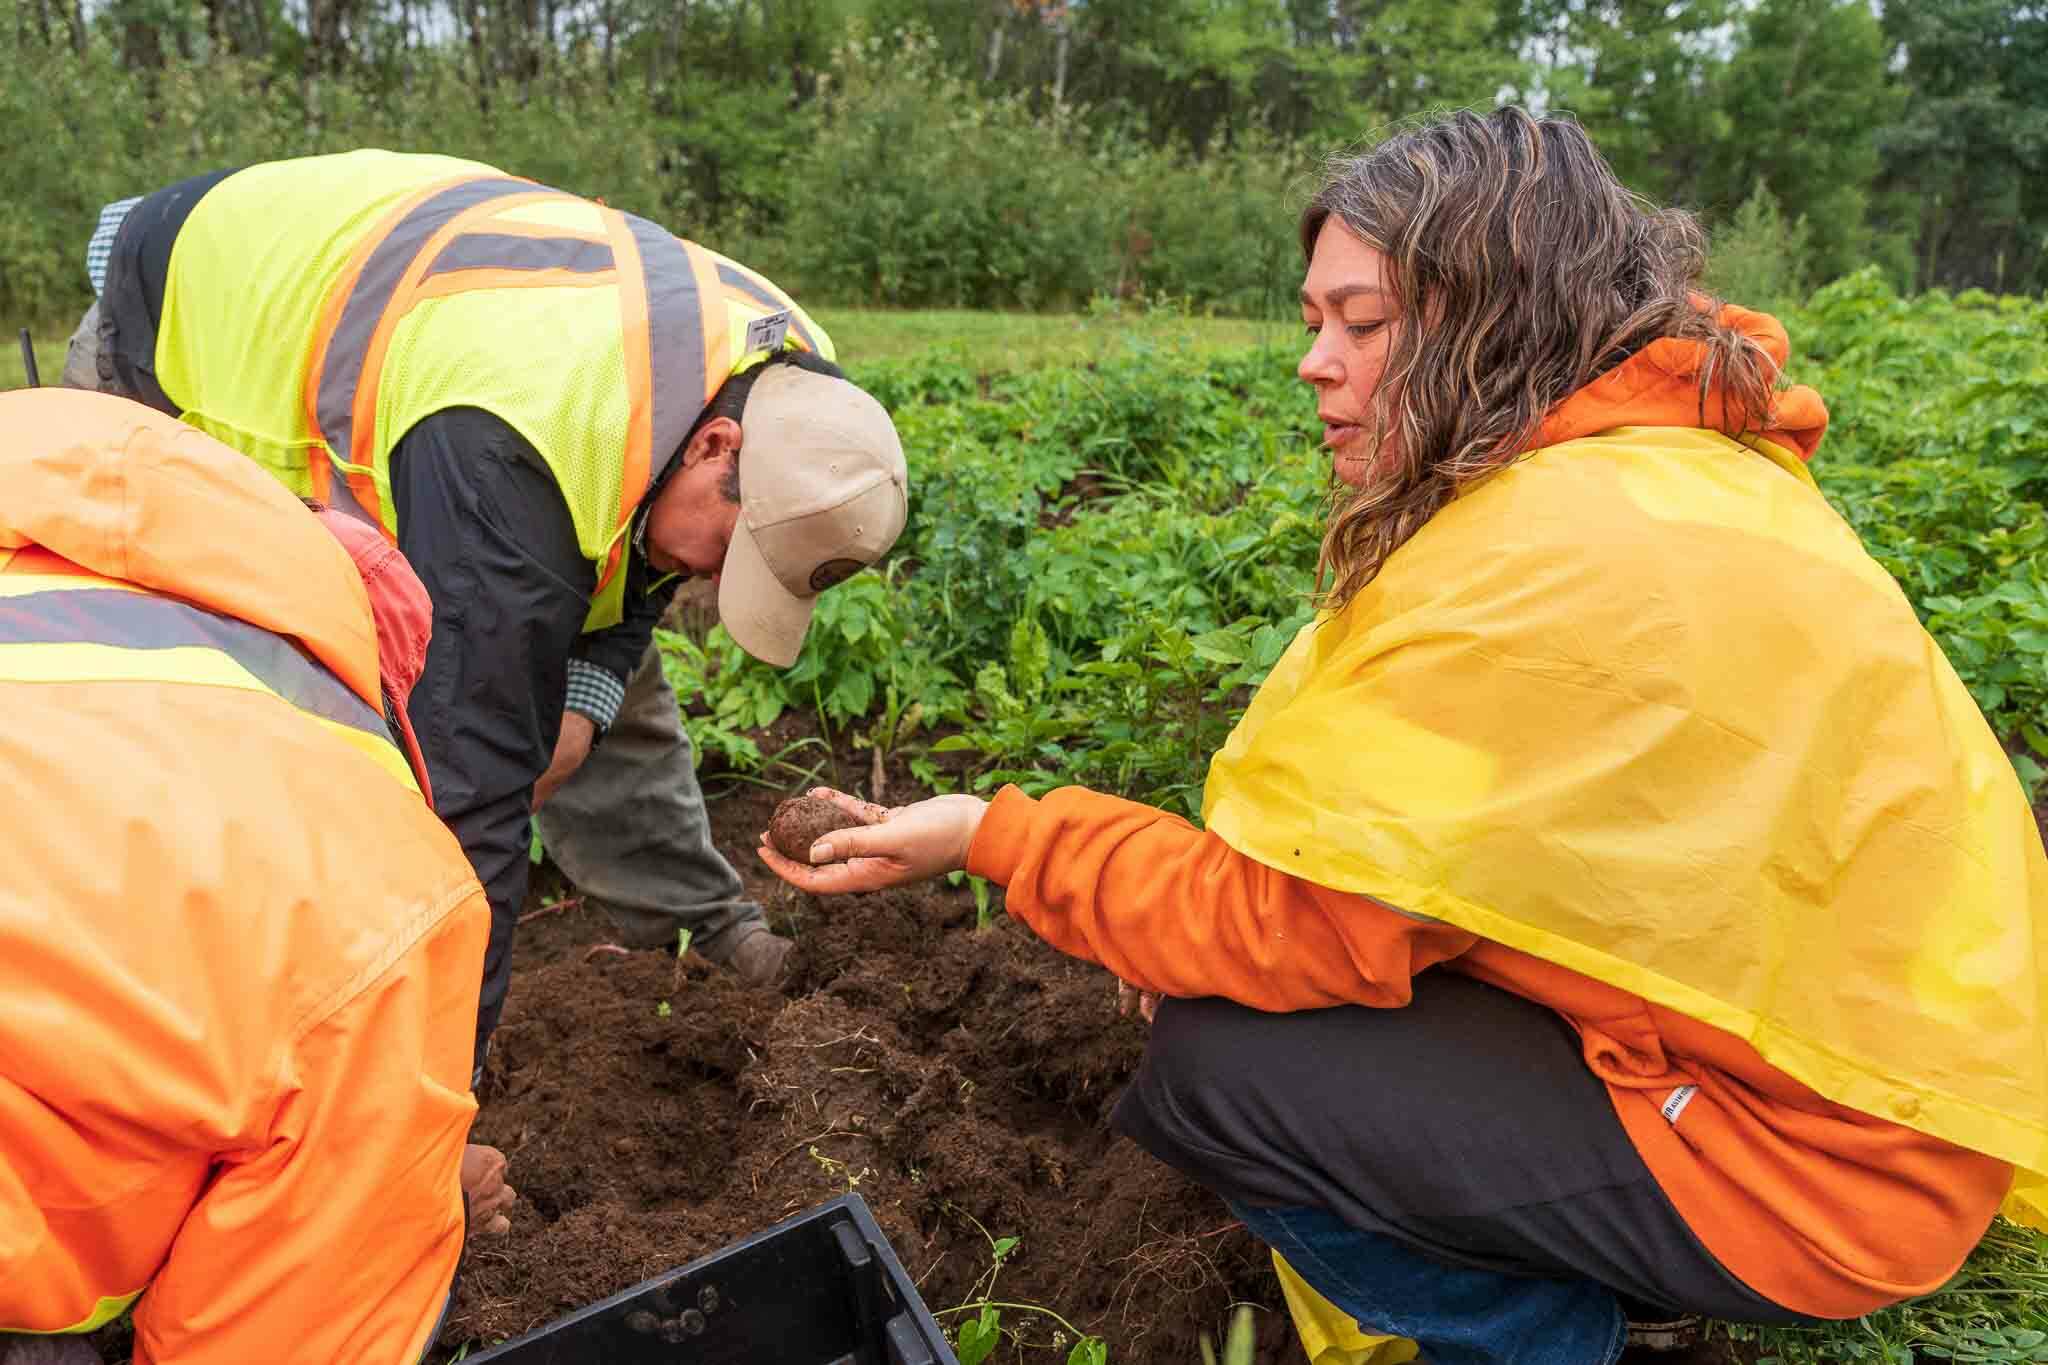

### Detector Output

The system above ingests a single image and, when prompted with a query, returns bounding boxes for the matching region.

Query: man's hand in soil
[532,709,596,811]
[756,788,988,895]
[1117,979,1162,1024]
[462,1143,517,1240]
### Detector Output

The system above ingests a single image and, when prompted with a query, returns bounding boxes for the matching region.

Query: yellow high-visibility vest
[153,149,832,631]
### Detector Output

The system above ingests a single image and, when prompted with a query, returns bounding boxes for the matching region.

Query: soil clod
[768,795,865,863]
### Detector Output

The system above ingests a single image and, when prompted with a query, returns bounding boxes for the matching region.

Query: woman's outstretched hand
[756,788,989,895]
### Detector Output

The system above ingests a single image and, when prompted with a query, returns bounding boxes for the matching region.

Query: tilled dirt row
[442,782,1292,1362]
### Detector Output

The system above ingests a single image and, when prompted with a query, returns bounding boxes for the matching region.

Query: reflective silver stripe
[715,262,820,353]
[313,176,534,473]
[424,232,614,279]
[625,214,707,491]
[322,461,377,527]
[0,587,394,742]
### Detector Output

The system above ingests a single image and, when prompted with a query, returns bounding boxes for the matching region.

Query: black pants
[1113,970,1810,1324]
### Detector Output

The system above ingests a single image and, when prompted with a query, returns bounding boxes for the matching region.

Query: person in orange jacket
[760,109,2048,1365]
[0,389,514,1363]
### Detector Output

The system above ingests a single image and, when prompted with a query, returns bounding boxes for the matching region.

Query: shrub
[1705,182,1814,314]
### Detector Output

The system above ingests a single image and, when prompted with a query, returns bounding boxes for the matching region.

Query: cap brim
[718,516,814,668]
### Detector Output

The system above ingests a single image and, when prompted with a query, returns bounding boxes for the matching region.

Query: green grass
[2,332,68,391]
[3,307,1289,394]
[813,305,1293,369]
[1721,1218,2048,1363]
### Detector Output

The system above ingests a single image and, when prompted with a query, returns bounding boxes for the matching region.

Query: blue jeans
[1232,1202,1626,1365]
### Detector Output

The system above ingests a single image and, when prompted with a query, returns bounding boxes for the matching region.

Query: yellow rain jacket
[1202,316,2048,1228]
[967,305,2044,1335]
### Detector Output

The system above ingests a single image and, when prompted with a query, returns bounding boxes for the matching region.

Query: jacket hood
[1534,302,1829,461]
[0,389,385,713]
[307,503,436,805]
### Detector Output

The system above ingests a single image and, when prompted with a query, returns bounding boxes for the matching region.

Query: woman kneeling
[762,107,2046,1365]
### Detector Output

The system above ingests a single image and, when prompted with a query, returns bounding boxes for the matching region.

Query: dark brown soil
[441,776,1294,1362]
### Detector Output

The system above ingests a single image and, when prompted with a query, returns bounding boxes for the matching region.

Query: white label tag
[744,311,791,354]
[1660,1084,1699,1125]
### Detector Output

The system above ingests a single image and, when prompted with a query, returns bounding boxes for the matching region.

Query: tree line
[3,0,2043,323]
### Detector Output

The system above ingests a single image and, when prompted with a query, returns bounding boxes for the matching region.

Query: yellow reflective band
[0,639,278,690]
[311,712,421,793]
[0,642,418,794]
[12,1287,144,1335]
[0,573,147,599]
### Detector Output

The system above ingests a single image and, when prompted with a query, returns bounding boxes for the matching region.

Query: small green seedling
[671,926,693,993]
[655,928,695,1016]
[1198,1306,1257,1365]
[946,871,998,930]
[938,1208,1107,1364]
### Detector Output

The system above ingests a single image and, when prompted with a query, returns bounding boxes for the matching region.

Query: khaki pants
[535,635,764,958]
[59,302,107,391]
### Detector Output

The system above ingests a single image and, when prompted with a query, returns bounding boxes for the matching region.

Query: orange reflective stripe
[412,267,618,302]
[601,208,653,584]
[461,218,609,243]
[620,218,710,498]
[690,246,731,404]
[309,176,540,531]
[304,175,497,481]
[305,180,726,574]
[349,191,567,518]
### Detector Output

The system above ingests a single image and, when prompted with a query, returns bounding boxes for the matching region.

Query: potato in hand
[768,796,865,864]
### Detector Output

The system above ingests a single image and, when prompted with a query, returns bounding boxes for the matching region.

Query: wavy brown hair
[1301,106,1778,606]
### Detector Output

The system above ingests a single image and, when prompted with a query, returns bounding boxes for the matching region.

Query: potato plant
[664,286,2048,813]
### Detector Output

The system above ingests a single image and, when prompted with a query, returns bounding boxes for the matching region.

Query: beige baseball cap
[718,363,909,667]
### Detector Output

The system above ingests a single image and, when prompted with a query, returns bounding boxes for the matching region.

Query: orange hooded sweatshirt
[966,308,2013,1321]
[0,390,489,1362]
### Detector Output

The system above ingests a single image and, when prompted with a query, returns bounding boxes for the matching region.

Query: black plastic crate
[464,1193,957,1365]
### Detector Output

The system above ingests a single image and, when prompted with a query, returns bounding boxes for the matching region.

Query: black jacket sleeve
[387,406,595,1065]
[104,166,239,413]
[570,540,682,687]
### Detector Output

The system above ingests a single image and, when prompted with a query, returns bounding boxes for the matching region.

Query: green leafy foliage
[1800,275,2048,790]
[1198,1305,1259,1365]
[766,28,1308,314]
[954,1304,1002,1365]
[3,0,2045,327]
[939,1212,1109,1364]
[665,288,2048,830]
[1725,1219,2048,1364]
[1706,184,1815,317]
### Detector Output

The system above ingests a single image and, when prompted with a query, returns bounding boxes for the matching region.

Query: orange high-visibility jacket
[0,390,490,1362]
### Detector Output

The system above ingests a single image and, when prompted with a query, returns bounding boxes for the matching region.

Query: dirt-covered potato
[768,795,865,864]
